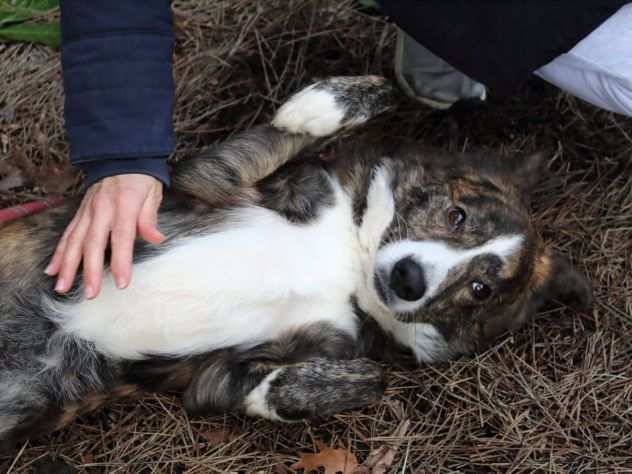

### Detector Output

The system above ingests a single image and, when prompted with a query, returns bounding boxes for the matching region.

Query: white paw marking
[244,368,285,421]
[272,85,345,137]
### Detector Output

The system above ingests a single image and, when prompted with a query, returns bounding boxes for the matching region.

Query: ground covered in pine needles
[1,1,631,473]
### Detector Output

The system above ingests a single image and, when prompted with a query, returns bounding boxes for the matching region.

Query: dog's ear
[528,249,593,314]
[478,249,591,349]
[511,151,547,191]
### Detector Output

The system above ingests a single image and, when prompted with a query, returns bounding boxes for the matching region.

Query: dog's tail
[0,383,142,453]
[172,76,397,205]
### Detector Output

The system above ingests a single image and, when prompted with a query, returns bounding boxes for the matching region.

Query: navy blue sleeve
[60,0,175,187]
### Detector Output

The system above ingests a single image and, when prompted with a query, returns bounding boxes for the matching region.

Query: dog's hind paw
[243,358,386,421]
[272,76,396,137]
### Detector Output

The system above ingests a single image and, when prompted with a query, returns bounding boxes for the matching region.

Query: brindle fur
[0,76,591,449]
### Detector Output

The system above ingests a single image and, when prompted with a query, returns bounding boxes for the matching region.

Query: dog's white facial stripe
[354,164,396,321]
[358,165,395,254]
[377,234,524,313]
[352,166,455,362]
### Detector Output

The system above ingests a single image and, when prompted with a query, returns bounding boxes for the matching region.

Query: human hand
[45,174,165,299]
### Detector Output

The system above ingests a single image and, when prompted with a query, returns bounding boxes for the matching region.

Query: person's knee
[601,77,632,117]
[537,61,632,118]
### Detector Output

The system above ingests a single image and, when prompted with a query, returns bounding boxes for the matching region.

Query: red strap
[0,197,65,224]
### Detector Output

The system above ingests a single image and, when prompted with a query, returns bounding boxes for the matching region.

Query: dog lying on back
[0,76,591,448]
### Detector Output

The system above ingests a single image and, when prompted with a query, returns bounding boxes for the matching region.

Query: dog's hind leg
[0,382,143,451]
[172,76,396,204]
[240,357,386,421]
[0,374,55,451]
[180,323,386,421]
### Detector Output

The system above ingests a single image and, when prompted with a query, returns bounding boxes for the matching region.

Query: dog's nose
[389,257,426,301]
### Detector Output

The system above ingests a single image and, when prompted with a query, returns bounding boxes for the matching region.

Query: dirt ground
[1,1,631,473]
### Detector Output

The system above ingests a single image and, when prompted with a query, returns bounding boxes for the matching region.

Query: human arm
[47,0,175,298]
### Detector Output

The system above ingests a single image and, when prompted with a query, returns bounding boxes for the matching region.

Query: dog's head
[355,148,592,361]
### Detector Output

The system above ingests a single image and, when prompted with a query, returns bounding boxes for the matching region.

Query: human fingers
[137,185,165,245]
[54,200,94,294]
[81,191,115,298]
[109,189,145,289]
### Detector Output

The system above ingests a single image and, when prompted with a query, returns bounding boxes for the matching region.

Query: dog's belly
[47,185,362,359]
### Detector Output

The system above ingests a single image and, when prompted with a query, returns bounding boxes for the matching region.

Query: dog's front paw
[272,76,396,137]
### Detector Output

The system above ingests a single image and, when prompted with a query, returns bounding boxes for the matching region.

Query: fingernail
[84,285,95,299]
[55,279,66,293]
[116,277,127,289]
[44,265,52,275]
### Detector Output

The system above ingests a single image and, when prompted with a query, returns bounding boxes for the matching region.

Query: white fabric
[535,3,632,117]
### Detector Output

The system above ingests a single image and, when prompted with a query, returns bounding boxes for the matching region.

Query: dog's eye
[446,207,466,230]
[471,281,492,301]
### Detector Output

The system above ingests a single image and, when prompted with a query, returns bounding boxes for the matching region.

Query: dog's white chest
[50,186,361,359]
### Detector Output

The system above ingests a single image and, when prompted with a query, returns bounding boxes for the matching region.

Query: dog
[0,76,591,448]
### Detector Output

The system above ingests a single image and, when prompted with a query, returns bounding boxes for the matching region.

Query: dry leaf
[0,154,26,192]
[1,133,9,154]
[32,163,78,194]
[198,428,234,445]
[275,464,290,474]
[0,105,15,123]
[7,146,78,194]
[352,446,393,474]
[353,420,410,474]
[0,167,25,191]
[292,440,359,474]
